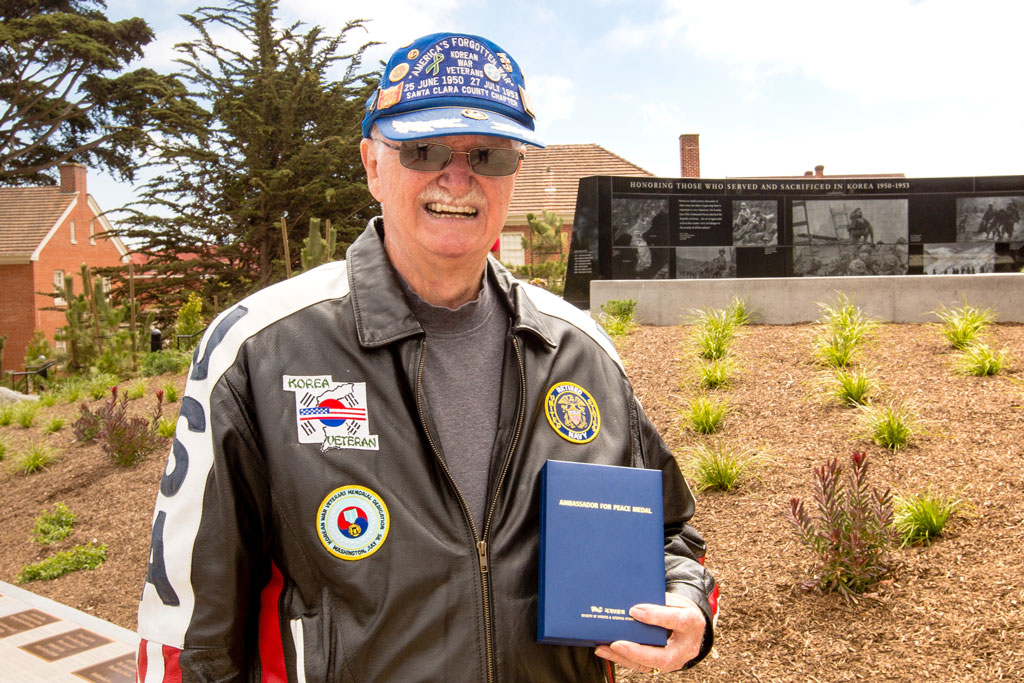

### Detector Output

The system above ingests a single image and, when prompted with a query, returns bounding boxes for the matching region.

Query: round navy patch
[544,382,601,444]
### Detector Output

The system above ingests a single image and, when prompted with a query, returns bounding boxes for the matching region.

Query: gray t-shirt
[400,275,509,529]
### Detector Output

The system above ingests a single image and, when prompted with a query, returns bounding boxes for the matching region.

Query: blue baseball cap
[361,32,544,148]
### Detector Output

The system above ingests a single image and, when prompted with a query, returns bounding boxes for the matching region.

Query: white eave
[87,194,129,259]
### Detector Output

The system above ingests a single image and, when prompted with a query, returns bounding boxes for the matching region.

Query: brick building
[0,164,128,374]
[500,144,653,265]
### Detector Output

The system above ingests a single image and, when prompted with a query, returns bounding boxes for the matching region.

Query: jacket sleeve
[136,346,272,682]
[635,397,719,668]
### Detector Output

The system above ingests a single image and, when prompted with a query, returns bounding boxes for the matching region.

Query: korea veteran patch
[544,382,601,444]
[283,375,379,452]
[317,486,390,560]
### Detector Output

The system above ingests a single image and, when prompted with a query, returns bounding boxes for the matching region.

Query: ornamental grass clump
[44,417,64,433]
[12,443,59,475]
[860,400,916,451]
[691,308,737,360]
[813,294,877,368]
[831,368,876,406]
[893,491,961,546]
[597,298,638,338]
[685,442,760,492]
[697,357,733,390]
[786,451,897,601]
[725,296,753,327]
[954,343,1007,376]
[683,395,727,434]
[14,401,39,428]
[933,302,995,350]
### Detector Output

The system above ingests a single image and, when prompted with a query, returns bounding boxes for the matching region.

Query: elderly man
[136,32,716,682]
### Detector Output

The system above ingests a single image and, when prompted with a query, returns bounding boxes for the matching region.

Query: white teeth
[426,202,477,217]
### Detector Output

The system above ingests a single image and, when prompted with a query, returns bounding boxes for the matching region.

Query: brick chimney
[59,163,87,194]
[679,134,700,178]
[814,164,824,178]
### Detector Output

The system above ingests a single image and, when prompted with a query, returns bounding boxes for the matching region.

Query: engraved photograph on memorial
[956,196,1024,242]
[793,242,908,277]
[732,199,779,246]
[675,246,735,279]
[793,199,908,246]
[611,197,670,279]
[923,243,995,274]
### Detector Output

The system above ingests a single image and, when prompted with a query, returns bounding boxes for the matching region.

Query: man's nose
[439,150,474,192]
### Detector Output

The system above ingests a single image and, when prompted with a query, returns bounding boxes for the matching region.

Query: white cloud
[528,75,578,130]
[608,0,1024,106]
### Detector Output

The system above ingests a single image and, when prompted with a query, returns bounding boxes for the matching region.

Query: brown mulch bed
[2,323,1023,681]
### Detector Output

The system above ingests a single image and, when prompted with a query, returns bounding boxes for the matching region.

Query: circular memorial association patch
[544,382,601,444]
[317,486,390,561]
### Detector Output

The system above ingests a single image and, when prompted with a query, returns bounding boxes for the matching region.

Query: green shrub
[44,417,64,433]
[685,442,759,492]
[954,343,1006,376]
[16,543,107,583]
[933,302,995,350]
[14,401,39,428]
[176,292,206,351]
[694,322,732,361]
[0,403,13,426]
[817,294,877,342]
[683,395,727,434]
[141,349,192,377]
[893,491,961,546]
[831,368,875,406]
[163,381,179,403]
[786,451,896,601]
[860,401,916,451]
[12,443,59,475]
[32,502,76,545]
[57,378,84,403]
[39,392,58,407]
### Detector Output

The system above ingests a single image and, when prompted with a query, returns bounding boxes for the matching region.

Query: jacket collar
[348,218,554,349]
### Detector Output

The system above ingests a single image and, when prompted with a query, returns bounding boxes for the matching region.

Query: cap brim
[376,107,545,148]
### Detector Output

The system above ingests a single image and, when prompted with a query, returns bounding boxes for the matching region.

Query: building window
[101,276,112,294]
[500,233,525,266]
[89,219,95,245]
[53,270,66,306]
[70,219,77,244]
[55,340,67,354]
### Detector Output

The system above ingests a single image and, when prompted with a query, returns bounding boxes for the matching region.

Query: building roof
[0,186,75,258]
[506,144,653,224]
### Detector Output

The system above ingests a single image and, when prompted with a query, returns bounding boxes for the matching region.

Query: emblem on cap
[544,382,601,444]
[461,108,489,120]
[407,48,420,60]
[484,62,503,82]
[389,63,410,82]
[519,85,535,118]
[378,83,403,110]
[317,485,390,560]
[497,52,513,72]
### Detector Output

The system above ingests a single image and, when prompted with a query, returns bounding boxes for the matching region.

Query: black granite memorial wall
[564,175,1024,309]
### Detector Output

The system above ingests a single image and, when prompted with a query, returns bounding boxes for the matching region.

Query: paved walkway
[0,580,136,682]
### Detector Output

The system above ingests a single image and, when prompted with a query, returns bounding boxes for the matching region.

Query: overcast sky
[92,0,1023,213]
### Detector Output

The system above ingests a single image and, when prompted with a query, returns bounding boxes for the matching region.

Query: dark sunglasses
[376,138,523,177]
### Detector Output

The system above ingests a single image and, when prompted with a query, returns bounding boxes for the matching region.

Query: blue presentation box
[537,459,668,647]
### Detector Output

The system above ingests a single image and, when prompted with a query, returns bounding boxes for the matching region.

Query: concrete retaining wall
[590,273,1024,324]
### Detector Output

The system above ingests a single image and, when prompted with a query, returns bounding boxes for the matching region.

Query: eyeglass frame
[372,137,525,177]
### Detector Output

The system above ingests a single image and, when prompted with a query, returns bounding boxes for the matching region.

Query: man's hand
[593,593,706,674]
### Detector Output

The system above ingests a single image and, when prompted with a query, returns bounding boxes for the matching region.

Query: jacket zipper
[414,336,527,683]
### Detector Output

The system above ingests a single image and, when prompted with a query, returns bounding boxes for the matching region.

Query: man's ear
[360,138,383,202]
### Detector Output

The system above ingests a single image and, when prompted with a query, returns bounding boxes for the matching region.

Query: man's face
[361,133,520,268]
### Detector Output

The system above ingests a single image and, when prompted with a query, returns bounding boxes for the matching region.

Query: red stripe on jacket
[259,561,288,683]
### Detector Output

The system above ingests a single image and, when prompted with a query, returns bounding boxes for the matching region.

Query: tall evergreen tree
[0,0,194,184]
[115,0,378,321]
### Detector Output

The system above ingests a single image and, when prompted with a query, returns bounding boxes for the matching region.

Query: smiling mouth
[425,202,478,219]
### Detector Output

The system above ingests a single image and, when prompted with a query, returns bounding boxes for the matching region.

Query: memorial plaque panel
[74,653,137,683]
[21,628,112,661]
[0,609,57,638]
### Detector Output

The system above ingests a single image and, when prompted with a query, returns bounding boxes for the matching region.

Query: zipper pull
[477,540,489,574]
